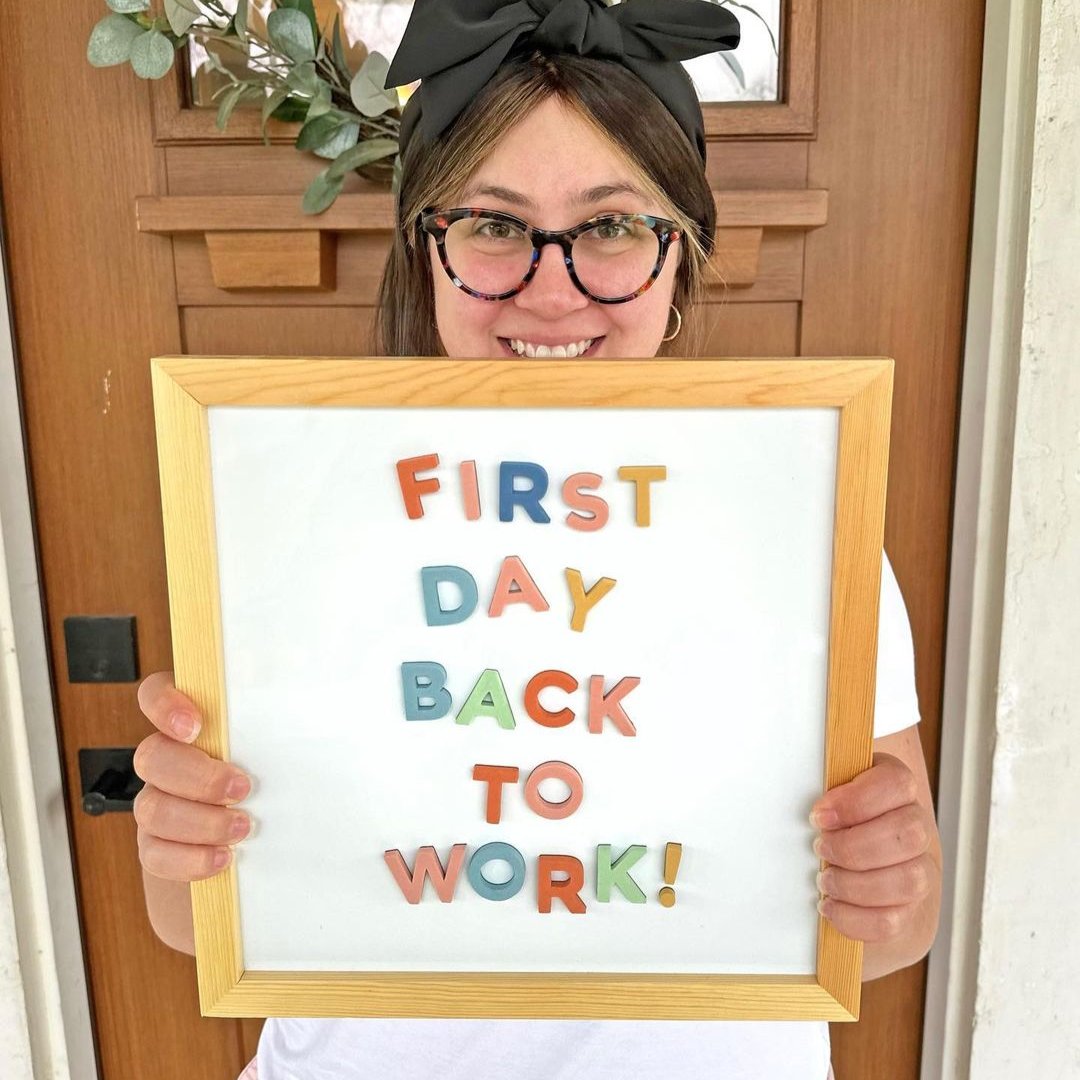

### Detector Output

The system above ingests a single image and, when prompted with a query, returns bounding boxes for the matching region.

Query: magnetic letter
[587,675,639,736]
[467,841,527,901]
[499,461,551,523]
[397,454,440,519]
[537,854,586,914]
[524,670,579,728]
[488,555,550,617]
[421,565,479,626]
[384,844,466,903]
[472,763,520,824]
[455,668,517,729]
[565,568,616,632]
[563,472,609,532]
[524,761,583,820]
[460,460,481,520]
[595,844,647,903]
[617,465,667,526]
[401,662,452,721]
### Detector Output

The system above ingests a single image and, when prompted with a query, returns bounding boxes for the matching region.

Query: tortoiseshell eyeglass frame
[416,206,683,304]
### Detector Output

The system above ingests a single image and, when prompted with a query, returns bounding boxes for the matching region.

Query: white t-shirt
[255,551,920,1080]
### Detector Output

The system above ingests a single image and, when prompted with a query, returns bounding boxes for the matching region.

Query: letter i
[460,460,481,521]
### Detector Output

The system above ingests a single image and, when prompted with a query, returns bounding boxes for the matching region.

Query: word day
[396,454,667,528]
[420,557,615,632]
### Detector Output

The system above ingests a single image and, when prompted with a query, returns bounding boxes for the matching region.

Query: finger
[137,832,233,882]
[133,732,251,806]
[133,785,252,847]
[817,896,912,943]
[813,803,931,871]
[817,854,936,908]
[136,670,202,743]
[810,753,919,829]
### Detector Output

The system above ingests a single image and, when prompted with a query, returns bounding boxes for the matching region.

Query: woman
[134,3,942,1077]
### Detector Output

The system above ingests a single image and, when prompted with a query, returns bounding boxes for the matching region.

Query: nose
[512,240,590,315]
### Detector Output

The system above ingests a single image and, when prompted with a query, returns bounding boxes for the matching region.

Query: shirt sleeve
[873,549,921,738]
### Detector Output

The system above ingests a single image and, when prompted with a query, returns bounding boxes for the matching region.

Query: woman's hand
[133,671,253,882]
[810,749,941,952]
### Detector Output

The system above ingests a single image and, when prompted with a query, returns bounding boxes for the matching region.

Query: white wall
[967,2,1080,1073]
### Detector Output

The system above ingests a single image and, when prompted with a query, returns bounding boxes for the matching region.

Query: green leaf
[302,170,344,215]
[306,79,333,119]
[87,13,144,66]
[295,112,346,151]
[270,96,310,123]
[350,51,398,117]
[310,121,359,161]
[391,154,403,197]
[106,0,149,12]
[276,0,319,47]
[285,60,318,94]
[266,7,315,64]
[129,29,175,78]
[718,50,746,91]
[331,12,350,78]
[215,82,261,130]
[234,0,249,43]
[163,0,199,36]
[261,85,292,127]
[326,137,399,181]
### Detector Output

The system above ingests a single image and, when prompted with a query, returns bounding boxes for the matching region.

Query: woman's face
[429,96,682,360]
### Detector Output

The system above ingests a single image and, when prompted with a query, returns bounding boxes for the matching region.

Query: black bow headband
[383,0,741,165]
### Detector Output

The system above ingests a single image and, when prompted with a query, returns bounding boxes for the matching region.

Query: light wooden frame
[149,0,817,143]
[150,355,892,1021]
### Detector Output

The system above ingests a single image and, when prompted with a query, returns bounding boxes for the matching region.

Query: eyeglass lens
[442,214,660,299]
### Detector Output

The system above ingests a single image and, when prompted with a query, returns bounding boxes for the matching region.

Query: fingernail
[226,774,251,802]
[810,808,839,828]
[229,813,251,840]
[213,848,232,870]
[169,710,198,741]
[815,870,826,893]
[813,836,825,858]
[817,897,829,916]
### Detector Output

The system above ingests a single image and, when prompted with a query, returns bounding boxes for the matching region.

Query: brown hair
[370,48,722,359]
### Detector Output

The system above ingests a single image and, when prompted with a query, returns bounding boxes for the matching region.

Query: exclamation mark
[659,842,682,907]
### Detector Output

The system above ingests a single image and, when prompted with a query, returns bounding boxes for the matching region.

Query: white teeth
[509,338,595,358]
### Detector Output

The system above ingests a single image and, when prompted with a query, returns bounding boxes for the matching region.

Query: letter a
[488,555,550,617]
[456,668,517,729]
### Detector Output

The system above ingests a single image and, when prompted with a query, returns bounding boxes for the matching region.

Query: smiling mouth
[497,337,605,358]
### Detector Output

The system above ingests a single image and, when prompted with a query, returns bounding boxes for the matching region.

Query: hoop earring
[661,303,682,343]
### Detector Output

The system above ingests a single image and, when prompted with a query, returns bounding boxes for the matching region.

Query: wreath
[87,0,405,213]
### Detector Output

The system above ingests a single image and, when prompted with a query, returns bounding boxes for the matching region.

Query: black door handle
[79,748,144,815]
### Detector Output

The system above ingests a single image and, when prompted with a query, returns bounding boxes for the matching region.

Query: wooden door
[0,1,984,1077]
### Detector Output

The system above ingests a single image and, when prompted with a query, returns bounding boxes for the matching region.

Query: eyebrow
[458,182,651,211]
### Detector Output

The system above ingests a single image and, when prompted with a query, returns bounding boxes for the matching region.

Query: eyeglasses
[417,207,682,304]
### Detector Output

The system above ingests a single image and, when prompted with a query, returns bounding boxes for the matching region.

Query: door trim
[920,0,1044,1076]
[0,232,98,1078]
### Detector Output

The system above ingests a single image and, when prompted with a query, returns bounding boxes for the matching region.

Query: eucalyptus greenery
[87,0,774,216]
[87,0,402,212]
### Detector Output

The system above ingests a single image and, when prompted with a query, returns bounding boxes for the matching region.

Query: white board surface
[206,405,839,974]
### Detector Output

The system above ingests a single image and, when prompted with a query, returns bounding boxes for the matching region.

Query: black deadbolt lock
[79,748,144,815]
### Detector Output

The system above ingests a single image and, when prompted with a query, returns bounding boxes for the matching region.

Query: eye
[474,219,525,241]
[596,221,631,240]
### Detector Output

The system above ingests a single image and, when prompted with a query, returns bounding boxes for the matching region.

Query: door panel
[0,1,984,1076]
